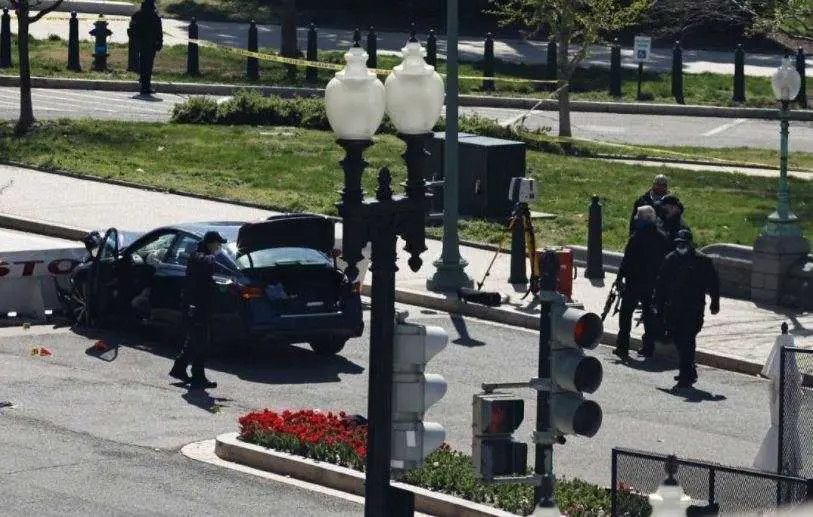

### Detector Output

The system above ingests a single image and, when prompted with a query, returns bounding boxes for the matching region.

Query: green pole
[763,101,802,237]
[427,0,474,291]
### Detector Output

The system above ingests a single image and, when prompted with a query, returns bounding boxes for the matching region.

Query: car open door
[90,227,120,322]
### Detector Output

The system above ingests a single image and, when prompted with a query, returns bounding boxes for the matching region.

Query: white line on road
[702,118,748,136]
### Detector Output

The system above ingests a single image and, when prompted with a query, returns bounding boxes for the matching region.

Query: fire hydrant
[89,15,112,71]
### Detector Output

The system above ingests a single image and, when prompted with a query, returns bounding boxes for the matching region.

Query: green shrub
[170,96,218,124]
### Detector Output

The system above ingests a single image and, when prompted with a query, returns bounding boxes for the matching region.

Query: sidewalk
[0,162,810,374]
[9,11,811,77]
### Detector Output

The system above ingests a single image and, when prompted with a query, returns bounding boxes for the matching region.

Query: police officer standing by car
[169,231,226,389]
[613,205,670,360]
[654,229,720,387]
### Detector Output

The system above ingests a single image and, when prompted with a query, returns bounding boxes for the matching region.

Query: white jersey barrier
[0,248,87,320]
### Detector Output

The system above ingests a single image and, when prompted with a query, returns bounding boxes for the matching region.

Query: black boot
[189,377,217,389]
[169,361,191,382]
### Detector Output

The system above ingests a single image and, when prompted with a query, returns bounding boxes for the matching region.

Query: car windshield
[228,245,330,269]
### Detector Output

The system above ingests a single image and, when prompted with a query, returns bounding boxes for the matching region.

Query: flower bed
[238,409,651,516]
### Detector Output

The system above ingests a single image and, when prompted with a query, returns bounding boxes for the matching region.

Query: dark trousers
[138,47,156,93]
[616,289,656,353]
[669,316,703,382]
[176,306,210,378]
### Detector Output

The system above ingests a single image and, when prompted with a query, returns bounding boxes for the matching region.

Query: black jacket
[629,190,666,235]
[183,243,217,311]
[661,216,691,251]
[618,222,670,294]
[654,249,720,318]
[131,4,163,49]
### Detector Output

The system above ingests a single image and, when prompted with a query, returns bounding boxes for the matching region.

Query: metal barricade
[611,447,813,516]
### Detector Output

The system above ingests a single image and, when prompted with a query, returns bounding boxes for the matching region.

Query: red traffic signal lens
[573,313,602,348]
[487,400,524,434]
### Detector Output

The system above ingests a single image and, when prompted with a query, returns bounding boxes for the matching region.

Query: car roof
[169,221,247,243]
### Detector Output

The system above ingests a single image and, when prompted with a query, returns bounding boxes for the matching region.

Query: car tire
[309,338,347,356]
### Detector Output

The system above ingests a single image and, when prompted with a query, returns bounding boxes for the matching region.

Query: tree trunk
[556,32,572,139]
[280,0,297,57]
[15,7,34,135]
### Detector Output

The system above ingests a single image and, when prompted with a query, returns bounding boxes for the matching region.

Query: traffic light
[549,298,604,438]
[390,321,449,471]
[472,392,527,480]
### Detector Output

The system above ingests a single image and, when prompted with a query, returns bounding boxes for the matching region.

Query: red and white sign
[0,248,86,279]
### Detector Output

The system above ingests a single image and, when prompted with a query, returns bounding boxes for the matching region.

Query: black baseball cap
[674,229,693,243]
[203,231,227,244]
[659,194,683,210]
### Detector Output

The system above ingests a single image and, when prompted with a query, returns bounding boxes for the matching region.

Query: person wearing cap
[613,205,671,360]
[657,194,690,251]
[169,230,226,389]
[629,174,669,235]
[654,229,720,388]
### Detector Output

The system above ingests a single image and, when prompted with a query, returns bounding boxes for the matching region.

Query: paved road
[3,86,813,152]
[11,12,812,76]
[0,309,775,501]
[0,228,78,252]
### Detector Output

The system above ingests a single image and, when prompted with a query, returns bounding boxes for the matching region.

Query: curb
[2,75,812,121]
[213,432,516,517]
[0,0,136,15]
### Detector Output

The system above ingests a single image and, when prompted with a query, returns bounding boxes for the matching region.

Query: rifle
[601,280,623,321]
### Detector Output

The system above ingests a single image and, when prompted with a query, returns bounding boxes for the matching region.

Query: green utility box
[426,132,526,219]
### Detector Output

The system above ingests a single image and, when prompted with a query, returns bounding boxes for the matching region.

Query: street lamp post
[426,0,474,292]
[326,33,443,517]
[763,56,803,238]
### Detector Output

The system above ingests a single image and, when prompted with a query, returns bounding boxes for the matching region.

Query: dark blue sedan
[62,214,363,355]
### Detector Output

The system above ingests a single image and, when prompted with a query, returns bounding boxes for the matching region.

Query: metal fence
[611,447,813,516]
[780,347,813,483]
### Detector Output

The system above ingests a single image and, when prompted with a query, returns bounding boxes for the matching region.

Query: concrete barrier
[0,247,86,319]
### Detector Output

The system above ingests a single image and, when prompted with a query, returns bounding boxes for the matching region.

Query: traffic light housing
[472,392,528,480]
[390,321,449,471]
[549,299,604,438]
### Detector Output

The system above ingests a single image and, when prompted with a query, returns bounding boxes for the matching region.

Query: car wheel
[56,278,93,326]
[309,338,347,356]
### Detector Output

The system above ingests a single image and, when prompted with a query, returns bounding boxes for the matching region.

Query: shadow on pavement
[657,386,727,403]
[68,325,364,385]
[449,314,486,347]
[612,354,675,374]
[181,390,234,413]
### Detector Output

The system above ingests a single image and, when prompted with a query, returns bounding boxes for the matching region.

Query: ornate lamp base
[763,211,803,238]
[426,257,474,292]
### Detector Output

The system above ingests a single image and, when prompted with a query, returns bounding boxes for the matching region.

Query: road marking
[580,124,626,134]
[702,118,747,136]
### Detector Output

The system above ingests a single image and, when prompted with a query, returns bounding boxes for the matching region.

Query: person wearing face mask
[613,206,671,360]
[169,231,226,389]
[629,174,669,235]
[653,229,720,387]
[657,194,690,251]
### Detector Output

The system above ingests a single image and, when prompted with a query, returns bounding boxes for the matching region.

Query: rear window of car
[230,246,330,269]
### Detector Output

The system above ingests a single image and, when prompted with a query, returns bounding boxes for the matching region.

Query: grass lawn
[9,36,813,109]
[1,120,810,251]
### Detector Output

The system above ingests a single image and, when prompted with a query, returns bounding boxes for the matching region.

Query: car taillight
[232,283,263,300]
[350,281,361,294]
[330,249,343,259]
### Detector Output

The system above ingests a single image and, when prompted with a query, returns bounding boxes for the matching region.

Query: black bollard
[127,17,138,72]
[367,26,377,69]
[483,32,495,92]
[67,11,81,71]
[585,195,604,280]
[0,8,11,69]
[733,43,745,103]
[246,20,259,81]
[89,15,112,72]
[508,203,529,285]
[609,38,621,97]
[187,17,199,76]
[671,40,684,104]
[306,22,317,82]
[796,47,807,108]
[546,40,557,80]
[426,29,437,68]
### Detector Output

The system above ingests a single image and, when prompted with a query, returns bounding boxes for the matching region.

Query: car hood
[237,215,335,255]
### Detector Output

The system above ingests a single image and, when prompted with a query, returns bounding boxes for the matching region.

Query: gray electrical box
[427,132,526,219]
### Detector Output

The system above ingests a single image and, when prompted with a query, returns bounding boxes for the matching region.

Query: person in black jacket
[131,0,163,95]
[613,205,671,360]
[629,174,669,235]
[658,194,690,251]
[169,231,226,389]
[654,229,720,387]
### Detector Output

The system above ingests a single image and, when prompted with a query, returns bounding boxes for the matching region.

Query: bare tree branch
[29,0,65,23]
